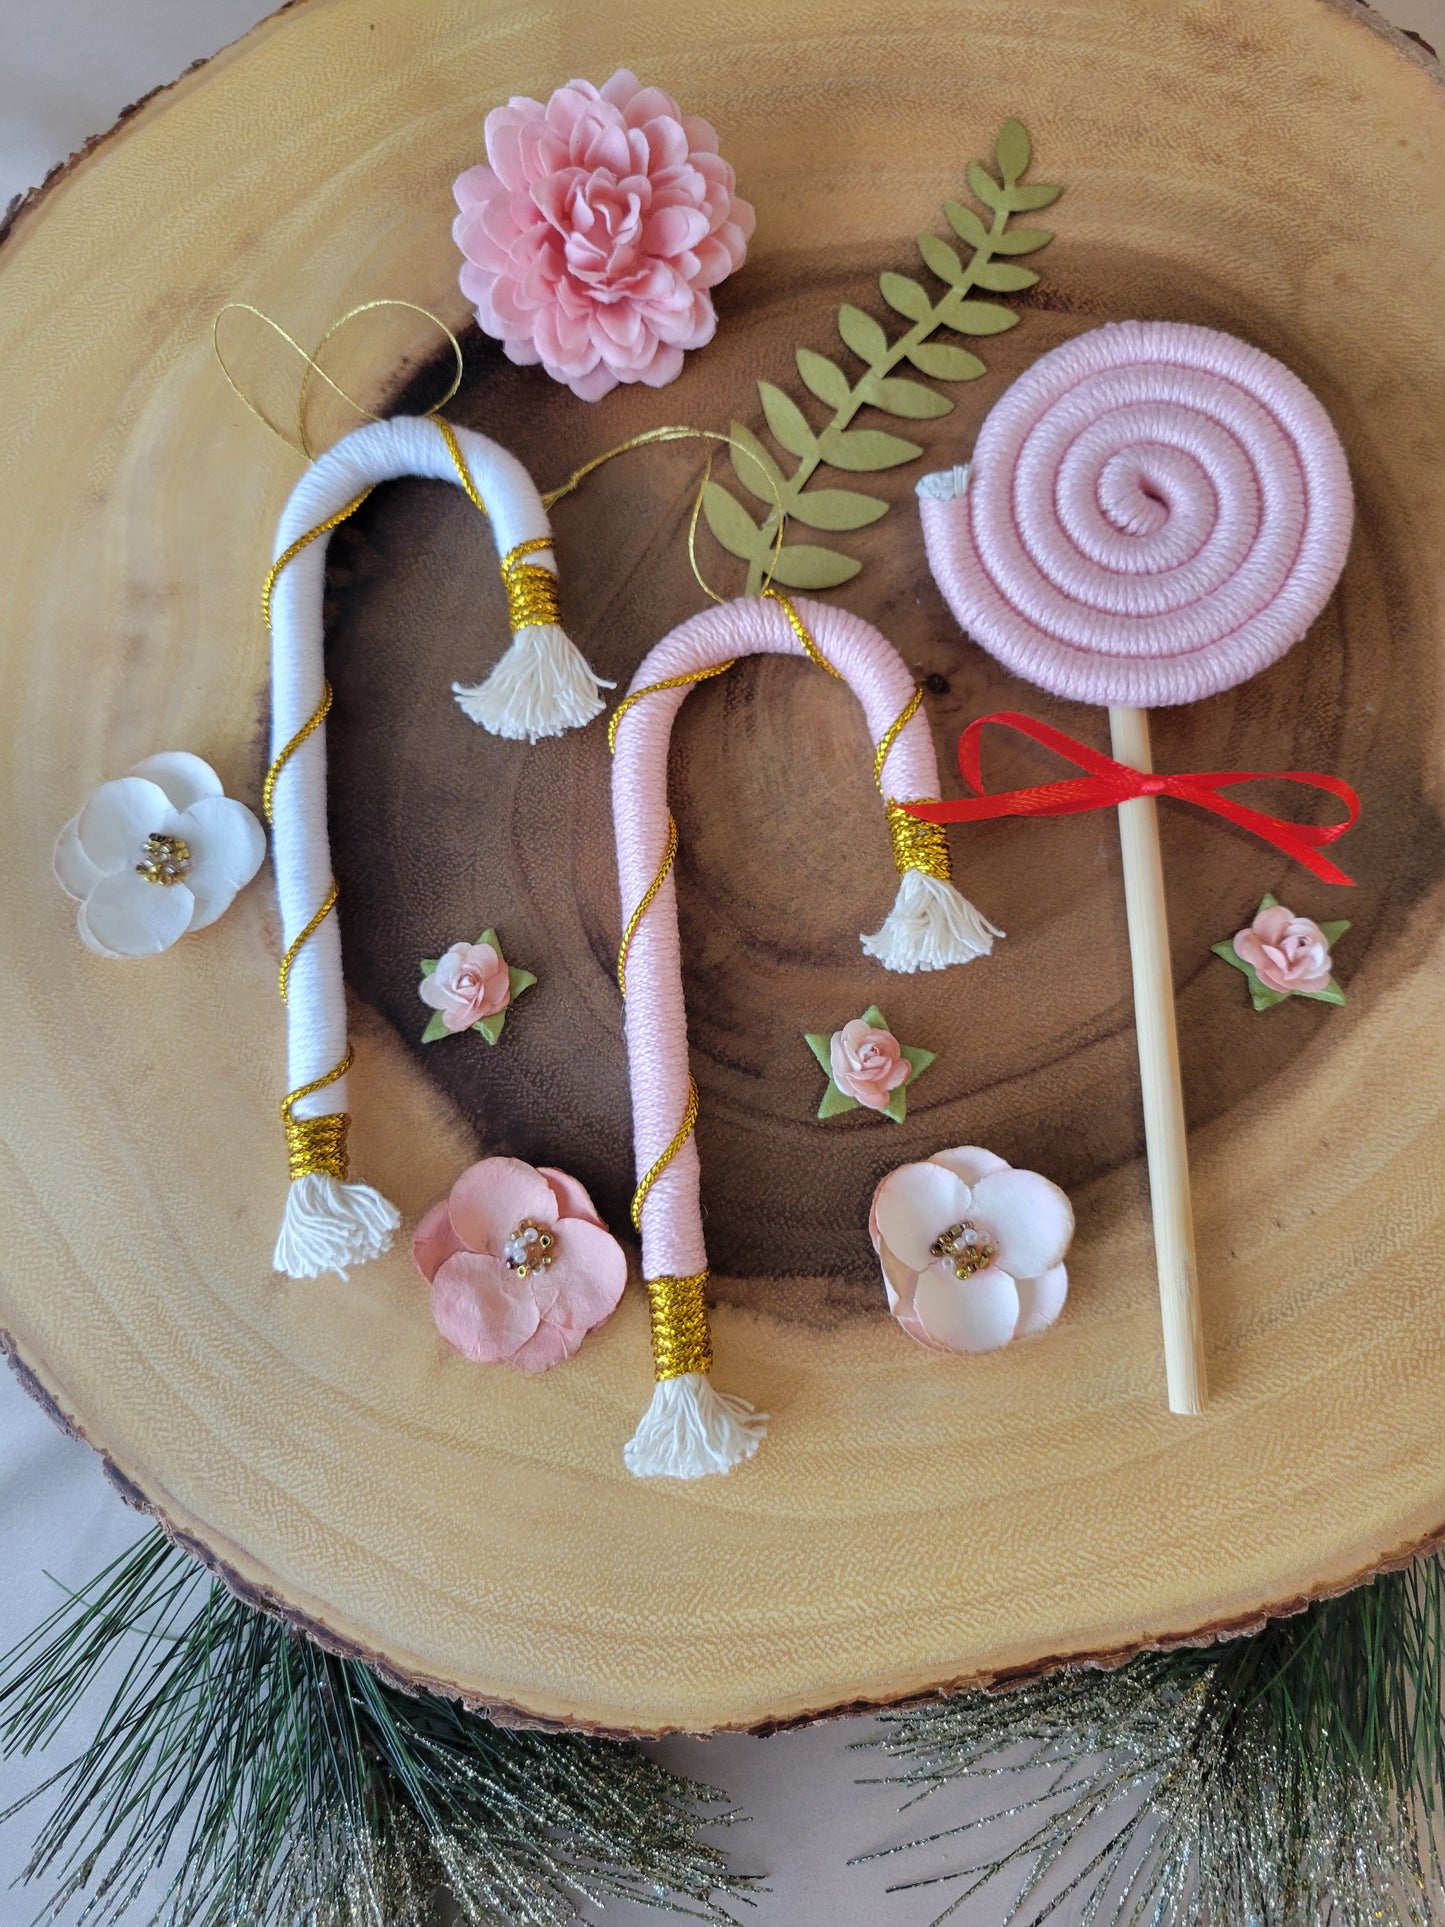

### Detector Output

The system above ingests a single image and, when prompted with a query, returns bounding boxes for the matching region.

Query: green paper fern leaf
[704,118,1059,594]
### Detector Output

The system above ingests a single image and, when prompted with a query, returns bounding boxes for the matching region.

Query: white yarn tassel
[861,867,1004,972]
[273,1173,400,1282]
[916,463,970,501]
[624,1374,768,1480]
[452,624,611,742]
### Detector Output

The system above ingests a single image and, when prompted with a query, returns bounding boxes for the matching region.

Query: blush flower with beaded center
[413,1158,627,1373]
[452,68,755,401]
[870,1147,1074,1353]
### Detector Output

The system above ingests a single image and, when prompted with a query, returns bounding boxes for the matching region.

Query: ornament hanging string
[212,298,465,458]
[907,712,1362,886]
[541,423,790,603]
[214,299,793,598]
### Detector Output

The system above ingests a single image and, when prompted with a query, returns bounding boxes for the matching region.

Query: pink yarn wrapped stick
[612,593,995,1477]
[919,319,1353,706]
[918,320,1354,1417]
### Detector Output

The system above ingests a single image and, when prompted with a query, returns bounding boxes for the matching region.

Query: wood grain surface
[0,0,1441,1734]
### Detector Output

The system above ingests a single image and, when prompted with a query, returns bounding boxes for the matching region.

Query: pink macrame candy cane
[612,592,997,1478]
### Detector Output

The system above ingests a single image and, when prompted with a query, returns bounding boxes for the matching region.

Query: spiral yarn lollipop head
[918,319,1353,706]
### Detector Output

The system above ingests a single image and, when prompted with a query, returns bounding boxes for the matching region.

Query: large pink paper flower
[413,1158,627,1372]
[870,1148,1074,1354]
[452,68,755,401]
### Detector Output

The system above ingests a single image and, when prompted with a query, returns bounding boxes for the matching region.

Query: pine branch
[0,1530,760,1927]
[856,1555,1445,1925]
[701,118,1059,594]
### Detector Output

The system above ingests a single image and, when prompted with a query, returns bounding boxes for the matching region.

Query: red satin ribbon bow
[905,711,1361,886]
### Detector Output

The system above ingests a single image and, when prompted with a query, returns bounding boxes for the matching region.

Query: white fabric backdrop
[1,4,1438,1923]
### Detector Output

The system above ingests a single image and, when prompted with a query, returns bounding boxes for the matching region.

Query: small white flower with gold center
[54,752,265,959]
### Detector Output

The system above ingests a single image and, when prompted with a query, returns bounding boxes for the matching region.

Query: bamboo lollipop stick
[1109,706,1207,1415]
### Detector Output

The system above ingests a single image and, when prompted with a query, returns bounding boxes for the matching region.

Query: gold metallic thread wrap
[885,801,952,880]
[500,538,562,632]
[433,416,488,517]
[769,592,935,877]
[629,1076,700,1232]
[611,660,725,1386]
[280,1047,354,1181]
[262,680,332,825]
[277,877,338,1003]
[261,494,373,629]
[607,658,735,751]
[763,586,845,680]
[644,1272,713,1379]
[872,683,924,790]
[617,814,678,996]
[283,1112,350,1181]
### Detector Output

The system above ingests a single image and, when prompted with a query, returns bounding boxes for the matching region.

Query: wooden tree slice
[0,0,1441,1735]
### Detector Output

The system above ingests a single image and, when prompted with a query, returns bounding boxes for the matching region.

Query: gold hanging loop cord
[541,424,789,606]
[213,297,465,459]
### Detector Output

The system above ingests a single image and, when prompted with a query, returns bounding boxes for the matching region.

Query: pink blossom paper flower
[413,1158,627,1373]
[869,1148,1074,1354]
[418,929,535,1044]
[1212,895,1348,1010]
[830,1018,911,1111]
[805,1005,934,1123]
[452,68,756,401]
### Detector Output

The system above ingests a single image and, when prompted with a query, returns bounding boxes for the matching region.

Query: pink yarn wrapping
[919,319,1354,707]
[612,594,942,1283]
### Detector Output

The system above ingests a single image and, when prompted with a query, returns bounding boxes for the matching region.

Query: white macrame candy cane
[266,414,603,1280]
[612,591,1000,1478]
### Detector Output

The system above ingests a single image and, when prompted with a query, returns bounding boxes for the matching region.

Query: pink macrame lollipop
[612,591,999,1478]
[918,319,1354,1414]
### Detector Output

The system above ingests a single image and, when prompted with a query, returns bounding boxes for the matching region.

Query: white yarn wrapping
[861,868,1004,972]
[268,413,571,1279]
[623,1374,768,1480]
